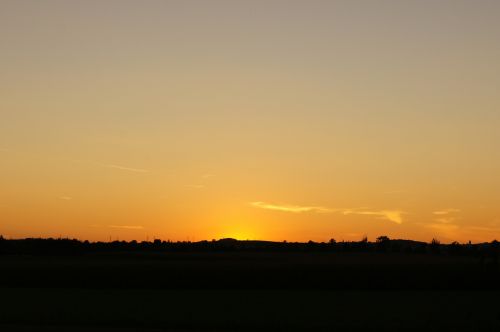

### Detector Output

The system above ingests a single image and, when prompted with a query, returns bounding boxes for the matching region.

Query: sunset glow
[1,0,500,243]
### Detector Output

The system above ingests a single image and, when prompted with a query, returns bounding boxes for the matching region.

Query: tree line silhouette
[1,235,499,290]
[0,235,498,264]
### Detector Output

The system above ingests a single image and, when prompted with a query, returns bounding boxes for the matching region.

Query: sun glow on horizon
[217,224,260,242]
[1,1,500,243]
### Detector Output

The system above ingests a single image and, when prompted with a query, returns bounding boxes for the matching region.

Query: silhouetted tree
[449,241,462,256]
[490,240,499,266]
[375,236,390,252]
[430,238,441,254]
[376,236,390,243]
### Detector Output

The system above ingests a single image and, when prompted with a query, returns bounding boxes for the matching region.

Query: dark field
[0,251,498,289]
[1,243,499,331]
[2,289,500,331]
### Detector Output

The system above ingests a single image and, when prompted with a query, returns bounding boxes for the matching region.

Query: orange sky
[1,0,500,243]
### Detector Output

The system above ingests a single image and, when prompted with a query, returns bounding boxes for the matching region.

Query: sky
[1,0,500,243]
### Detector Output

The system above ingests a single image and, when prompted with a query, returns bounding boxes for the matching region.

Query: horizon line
[1,236,498,245]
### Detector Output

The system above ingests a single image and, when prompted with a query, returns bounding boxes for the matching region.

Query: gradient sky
[1,0,500,243]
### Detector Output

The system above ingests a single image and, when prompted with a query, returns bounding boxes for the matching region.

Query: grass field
[1,252,499,330]
[1,289,500,331]
[1,252,496,290]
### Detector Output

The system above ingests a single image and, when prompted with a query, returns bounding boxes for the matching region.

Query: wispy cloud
[250,201,404,224]
[186,184,205,189]
[104,164,149,173]
[433,208,460,215]
[466,225,500,233]
[434,217,456,224]
[59,196,72,201]
[383,190,405,194]
[427,222,460,233]
[250,202,334,213]
[108,225,144,230]
[343,209,404,224]
[202,174,216,179]
[72,160,150,173]
[421,208,462,236]
[429,208,461,229]
[90,224,144,230]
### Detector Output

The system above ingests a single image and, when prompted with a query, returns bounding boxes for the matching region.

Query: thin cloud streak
[435,217,456,224]
[466,225,500,232]
[427,223,460,233]
[108,225,144,230]
[104,164,149,173]
[91,224,144,230]
[433,209,461,215]
[343,209,404,224]
[59,196,73,201]
[383,190,405,194]
[251,202,404,224]
[250,202,334,213]
[423,208,463,237]
[186,184,205,189]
